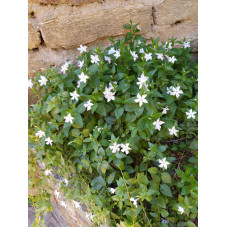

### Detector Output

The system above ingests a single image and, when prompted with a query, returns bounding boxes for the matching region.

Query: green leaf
[161,172,172,184]
[160,184,173,197]
[96,103,106,116]
[74,112,83,127]
[107,172,116,184]
[137,173,149,185]
[91,176,106,191]
[160,209,169,218]
[115,107,124,118]
[123,24,131,29]
[148,167,158,175]
[187,221,196,227]
[189,139,198,150]
[105,116,116,125]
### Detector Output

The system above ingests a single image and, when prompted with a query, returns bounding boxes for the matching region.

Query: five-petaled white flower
[186,109,197,119]
[136,73,149,89]
[60,201,67,208]
[144,53,152,61]
[139,48,144,53]
[28,79,33,89]
[45,137,53,146]
[155,53,164,60]
[90,55,100,64]
[167,86,174,94]
[84,100,94,111]
[109,142,121,153]
[168,126,179,136]
[38,76,48,86]
[73,201,81,209]
[78,60,84,68]
[158,158,170,169]
[103,87,115,102]
[77,44,87,53]
[130,197,139,207]
[171,86,183,98]
[167,56,177,64]
[54,190,60,198]
[64,178,69,186]
[64,113,74,124]
[35,130,45,138]
[86,213,95,221]
[109,188,117,194]
[153,118,165,131]
[78,72,89,83]
[137,40,142,45]
[121,143,132,155]
[70,90,80,101]
[130,50,138,61]
[162,106,169,114]
[105,56,111,64]
[183,42,190,49]
[108,47,116,55]
[61,61,70,74]
[114,50,120,59]
[178,206,185,214]
[44,169,51,176]
[134,93,148,107]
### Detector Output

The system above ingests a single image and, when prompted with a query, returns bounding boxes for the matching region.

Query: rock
[28,21,41,50]
[30,0,153,49]
[28,0,103,6]
[153,0,198,26]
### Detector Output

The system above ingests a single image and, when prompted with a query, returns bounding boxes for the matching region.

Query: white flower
[178,206,185,214]
[78,72,89,83]
[54,190,60,198]
[64,178,69,186]
[130,197,139,207]
[167,86,174,94]
[139,48,144,53]
[108,47,116,55]
[78,60,84,68]
[168,126,179,137]
[86,213,95,221]
[153,118,165,131]
[38,76,48,86]
[134,93,148,107]
[44,169,51,176]
[168,56,177,63]
[155,53,164,60]
[137,26,141,31]
[70,90,80,101]
[164,42,172,50]
[28,79,33,88]
[170,86,183,98]
[136,73,149,89]
[91,54,100,64]
[61,61,70,74]
[84,100,94,111]
[73,201,81,209]
[77,44,87,53]
[158,158,170,169]
[121,143,132,155]
[35,130,45,138]
[60,201,67,208]
[186,109,197,119]
[103,87,115,102]
[183,42,190,49]
[130,50,138,61]
[109,142,121,153]
[162,106,169,114]
[45,137,53,146]
[77,81,81,88]
[114,50,120,59]
[109,188,117,194]
[144,53,152,61]
[93,126,103,132]
[109,81,117,90]
[137,40,142,45]
[64,113,74,124]
[105,56,111,64]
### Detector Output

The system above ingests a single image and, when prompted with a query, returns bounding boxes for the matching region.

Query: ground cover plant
[28,21,198,227]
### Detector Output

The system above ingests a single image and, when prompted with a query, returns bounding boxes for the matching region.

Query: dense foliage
[28,21,198,227]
